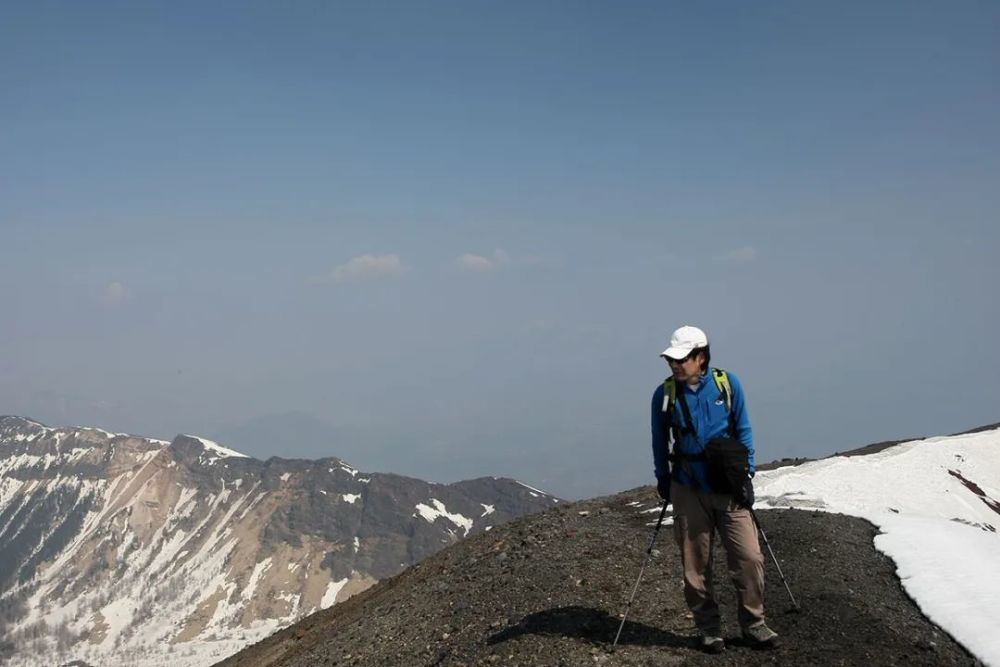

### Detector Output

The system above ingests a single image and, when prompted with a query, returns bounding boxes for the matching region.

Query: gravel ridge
[216,486,982,667]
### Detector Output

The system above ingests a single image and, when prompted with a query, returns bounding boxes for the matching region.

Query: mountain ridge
[0,416,558,667]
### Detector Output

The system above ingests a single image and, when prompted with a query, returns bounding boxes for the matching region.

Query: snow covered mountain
[754,426,1000,666]
[0,416,558,667]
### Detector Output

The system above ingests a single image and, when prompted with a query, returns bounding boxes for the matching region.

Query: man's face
[666,350,704,383]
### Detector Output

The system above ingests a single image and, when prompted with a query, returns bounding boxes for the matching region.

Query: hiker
[650,325,780,653]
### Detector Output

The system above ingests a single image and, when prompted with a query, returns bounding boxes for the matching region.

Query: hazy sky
[2,1,998,499]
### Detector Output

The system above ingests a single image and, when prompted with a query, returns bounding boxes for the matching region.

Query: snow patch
[515,480,551,496]
[186,435,248,459]
[320,577,349,609]
[342,493,360,504]
[242,558,273,601]
[98,596,135,648]
[755,428,1000,667]
[414,499,473,536]
[83,426,127,438]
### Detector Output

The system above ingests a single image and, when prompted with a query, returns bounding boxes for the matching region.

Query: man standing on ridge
[650,325,779,653]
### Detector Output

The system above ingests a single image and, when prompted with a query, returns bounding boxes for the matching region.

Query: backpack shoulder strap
[711,368,732,411]
[662,377,703,475]
[662,376,688,443]
[661,377,677,413]
[711,368,739,438]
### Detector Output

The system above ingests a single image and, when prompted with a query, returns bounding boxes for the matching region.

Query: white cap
[660,325,709,360]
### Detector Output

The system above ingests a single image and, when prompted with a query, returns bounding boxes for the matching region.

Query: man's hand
[657,476,671,503]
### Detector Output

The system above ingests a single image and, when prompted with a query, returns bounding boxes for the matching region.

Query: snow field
[755,429,1000,667]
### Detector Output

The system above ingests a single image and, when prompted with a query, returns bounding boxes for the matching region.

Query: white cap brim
[660,346,690,360]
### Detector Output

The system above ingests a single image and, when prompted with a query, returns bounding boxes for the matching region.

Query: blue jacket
[650,368,755,491]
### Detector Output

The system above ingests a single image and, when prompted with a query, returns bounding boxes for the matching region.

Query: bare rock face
[0,416,558,667]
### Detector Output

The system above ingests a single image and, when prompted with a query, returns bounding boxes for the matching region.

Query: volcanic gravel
[216,487,981,667]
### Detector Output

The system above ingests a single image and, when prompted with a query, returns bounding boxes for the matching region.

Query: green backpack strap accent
[711,369,732,411]
[661,376,677,413]
[711,368,739,439]
[662,376,683,454]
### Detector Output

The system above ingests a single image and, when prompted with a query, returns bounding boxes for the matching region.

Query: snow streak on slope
[755,428,1000,667]
[414,499,473,536]
[185,436,248,461]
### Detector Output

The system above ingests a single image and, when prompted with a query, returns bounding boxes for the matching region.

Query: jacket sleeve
[651,384,671,480]
[728,372,755,474]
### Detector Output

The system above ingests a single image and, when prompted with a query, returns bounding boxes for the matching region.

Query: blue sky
[2,1,998,498]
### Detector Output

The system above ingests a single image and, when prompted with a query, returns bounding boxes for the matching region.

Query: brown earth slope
[215,486,980,667]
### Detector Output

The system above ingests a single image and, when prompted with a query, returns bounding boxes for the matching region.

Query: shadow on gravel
[487,605,691,649]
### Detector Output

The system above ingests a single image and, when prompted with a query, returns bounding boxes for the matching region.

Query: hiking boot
[699,631,725,654]
[742,621,780,649]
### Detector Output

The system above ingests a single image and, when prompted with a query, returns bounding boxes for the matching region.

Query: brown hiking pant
[671,482,766,631]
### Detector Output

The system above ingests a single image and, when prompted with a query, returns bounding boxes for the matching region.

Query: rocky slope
[216,486,980,667]
[0,416,558,667]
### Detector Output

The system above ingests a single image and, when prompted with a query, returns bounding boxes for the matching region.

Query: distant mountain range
[0,416,559,667]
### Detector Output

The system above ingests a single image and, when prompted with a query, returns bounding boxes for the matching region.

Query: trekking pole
[749,508,800,612]
[612,499,669,650]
